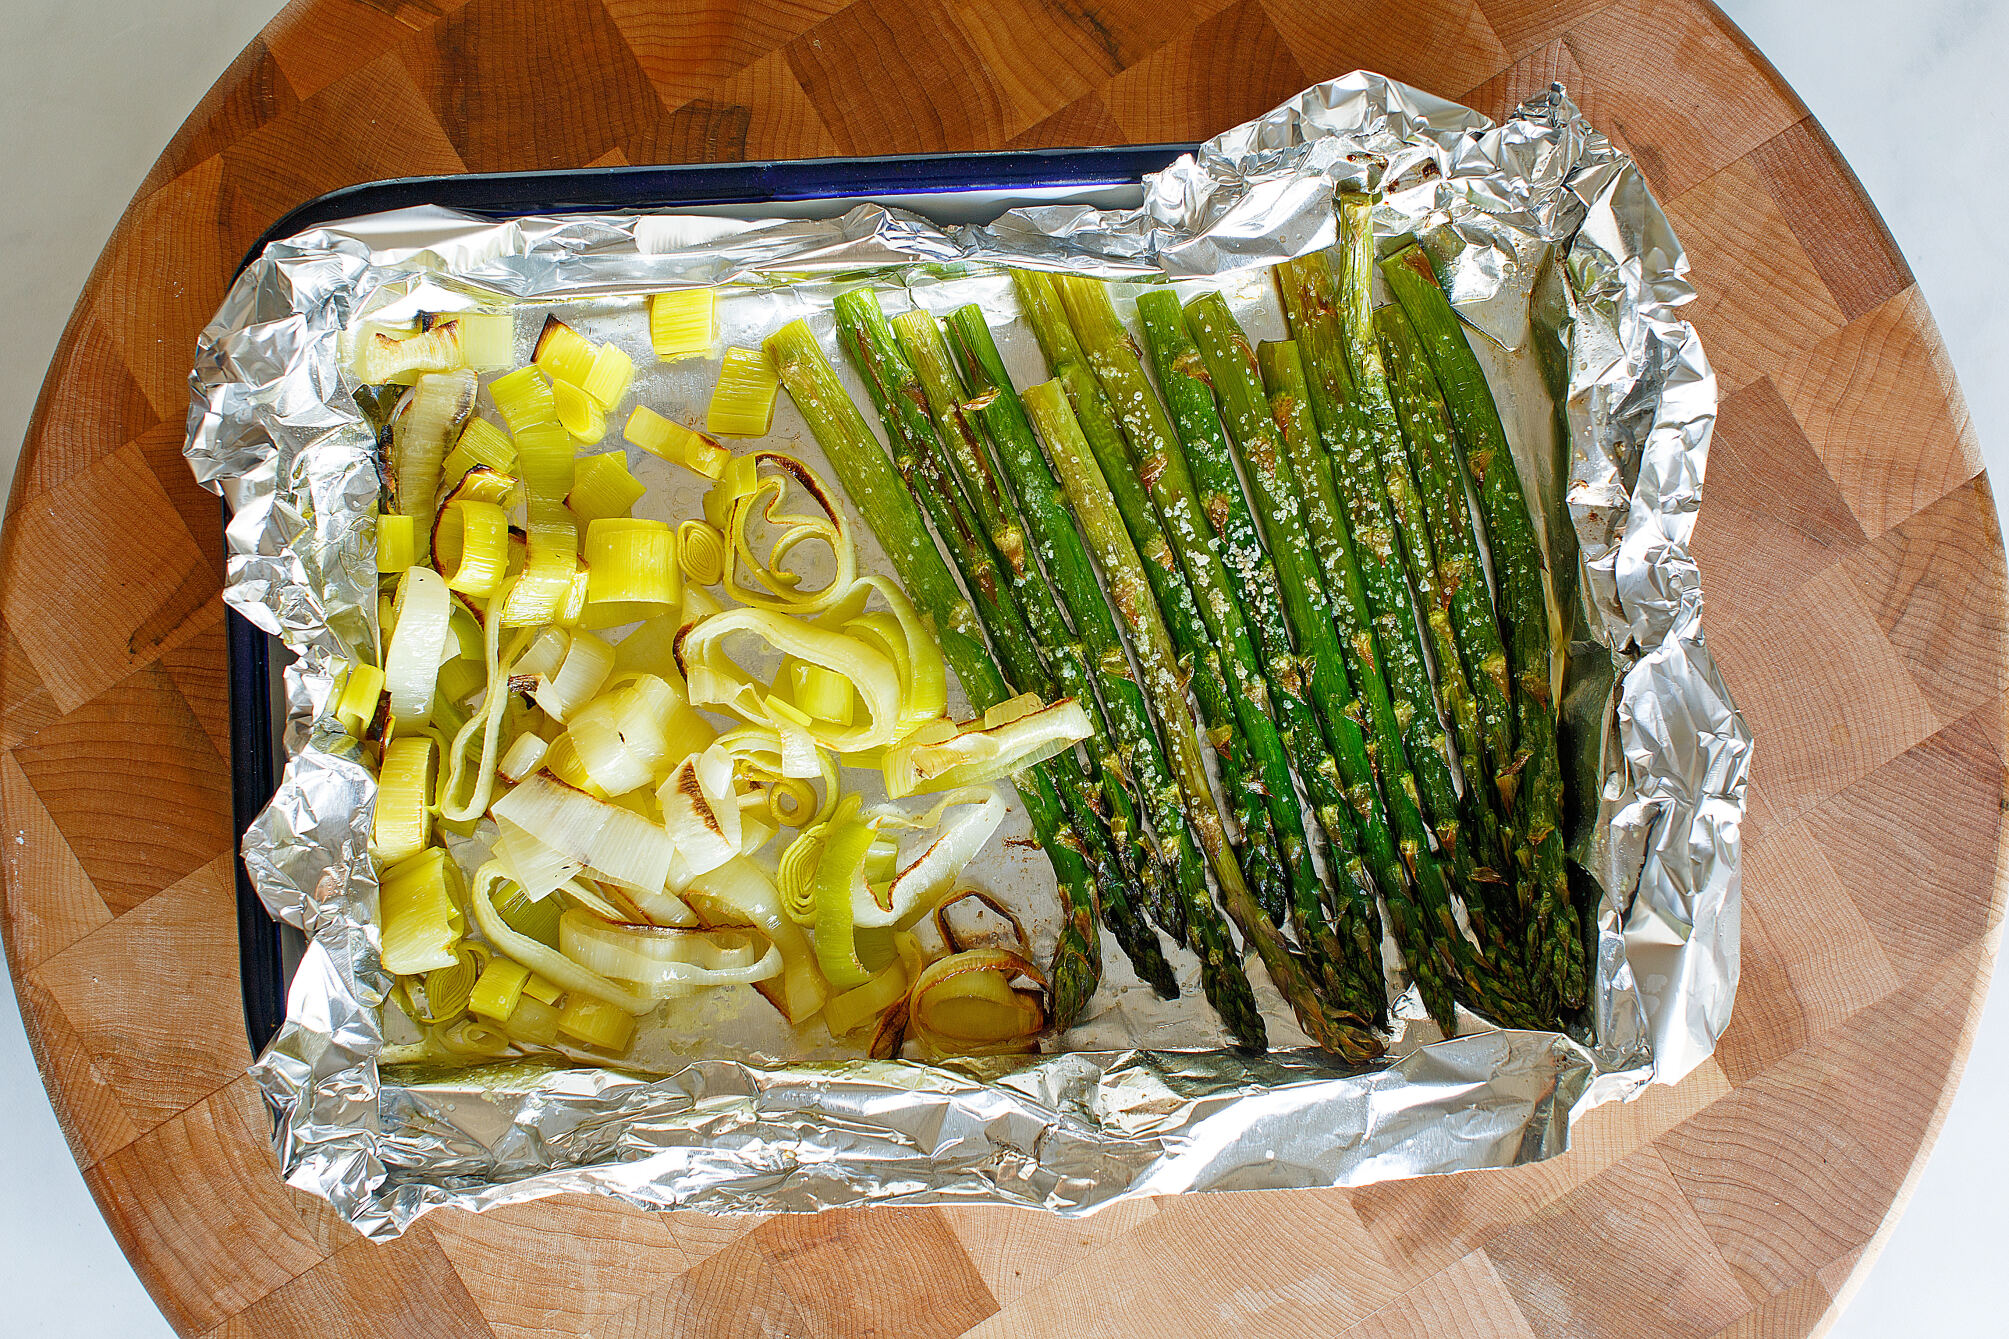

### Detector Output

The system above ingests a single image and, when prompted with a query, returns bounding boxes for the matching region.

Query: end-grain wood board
[3,1,2002,1335]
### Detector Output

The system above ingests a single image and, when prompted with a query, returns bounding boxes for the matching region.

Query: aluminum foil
[186,71,1748,1237]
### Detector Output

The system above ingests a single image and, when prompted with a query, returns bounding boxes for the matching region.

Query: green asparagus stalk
[1256,335,1466,1026]
[1275,258,1542,1031]
[891,307,1162,928]
[1051,275,1344,945]
[1376,301,1517,866]
[1026,380,1378,1061]
[764,317,1102,1026]
[913,307,1266,1047]
[1132,289,1384,1024]
[1009,268,1299,932]
[1332,200,1543,1022]
[1380,243,1586,1014]
[1179,292,1413,1010]
[829,288,1180,1001]
[941,305,1200,936]
[1333,197,1507,891]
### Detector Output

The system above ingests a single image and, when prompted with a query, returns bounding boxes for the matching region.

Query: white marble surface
[1,2,2003,1334]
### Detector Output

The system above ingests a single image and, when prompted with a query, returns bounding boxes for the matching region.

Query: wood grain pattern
[1,2,2002,1336]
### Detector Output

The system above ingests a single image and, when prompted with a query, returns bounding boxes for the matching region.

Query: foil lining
[185,71,1748,1237]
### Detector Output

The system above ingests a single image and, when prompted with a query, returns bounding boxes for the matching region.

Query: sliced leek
[378,845,463,975]
[625,879,698,928]
[821,574,947,741]
[559,909,780,997]
[582,517,678,628]
[626,405,731,480]
[777,818,825,927]
[789,660,854,725]
[489,365,557,433]
[706,346,779,437]
[683,858,828,1024]
[569,452,645,524]
[650,288,716,361]
[564,674,684,796]
[404,944,483,1024]
[469,956,532,1022]
[433,1018,511,1057]
[583,342,634,409]
[442,415,515,481]
[494,878,564,948]
[332,660,385,738]
[678,520,726,586]
[530,629,614,722]
[844,616,942,741]
[552,376,608,444]
[505,994,563,1046]
[823,954,910,1038]
[372,734,435,862]
[436,499,510,597]
[657,745,742,889]
[805,798,877,989]
[557,994,637,1051]
[511,418,573,462]
[865,787,1005,929]
[384,566,453,727]
[468,862,658,1014]
[677,607,903,755]
[707,451,858,614]
[376,513,416,573]
[554,566,594,628]
[493,816,587,899]
[544,734,608,800]
[907,949,1047,1057]
[882,694,1092,798]
[490,772,674,895]
[356,319,465,383]
[389,369,478,561]
[533,315,599,387]
[716,723,839,828]
[438,578,530,823]
[512,625,570,682]
[502,527,578,626]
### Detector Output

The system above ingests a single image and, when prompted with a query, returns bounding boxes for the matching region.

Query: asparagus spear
[1380,243,1586,1015]
[924,306,1266,1046]
[1331,199,1542,1020]
[829,288,1180,1000]
[1009,269,1299,931]
[891,306,1163,931]
[1179,292,1418,1008]
[1052,274,1345,947]
[1255,331,1457,1029]
[1025,381,1378,1061]
[942,304,1206,935]
[1376,301,1517,868]
[1275,258,1543,1031]
[1333,197,1509,890]
[764,317,1102,1026]
[1133,289,1385,1025]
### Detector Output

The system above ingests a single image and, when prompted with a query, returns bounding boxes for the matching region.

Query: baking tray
[224,145,1193,1054]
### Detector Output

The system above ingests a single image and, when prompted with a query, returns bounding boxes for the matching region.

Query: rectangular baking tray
[225,145,1192,1054]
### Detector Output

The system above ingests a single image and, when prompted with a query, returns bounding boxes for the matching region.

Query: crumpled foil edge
[185,71,1748,1237]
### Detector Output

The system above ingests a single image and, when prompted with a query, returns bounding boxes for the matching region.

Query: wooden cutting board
[3,1,2001,1335]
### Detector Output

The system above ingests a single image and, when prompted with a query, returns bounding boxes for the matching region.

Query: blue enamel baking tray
[225,145,1190,1053]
